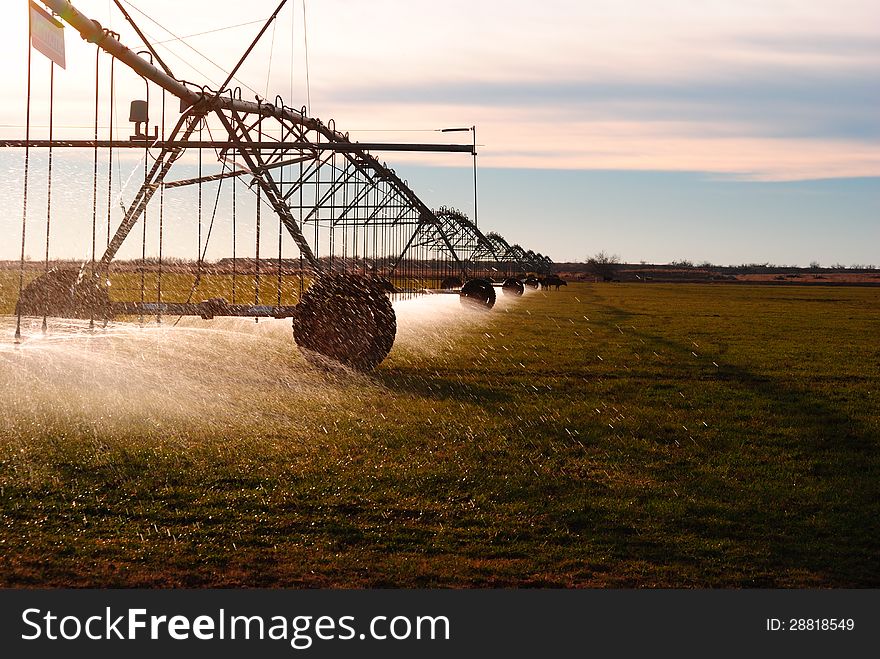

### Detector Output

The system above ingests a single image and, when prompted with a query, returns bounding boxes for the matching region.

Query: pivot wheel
[459,278,496,310]
[16,268,112,321]
[293,273,397,370]
[501,277,524,297]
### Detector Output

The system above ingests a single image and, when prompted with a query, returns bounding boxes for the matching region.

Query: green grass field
[1,278,878,587]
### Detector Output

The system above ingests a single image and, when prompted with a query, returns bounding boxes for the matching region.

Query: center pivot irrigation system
[6,0,556,369]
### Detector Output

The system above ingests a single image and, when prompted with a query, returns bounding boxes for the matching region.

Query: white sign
[29,1,66,69]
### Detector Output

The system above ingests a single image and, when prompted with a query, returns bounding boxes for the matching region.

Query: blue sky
[1,0,878,265]
[397,165,879,266]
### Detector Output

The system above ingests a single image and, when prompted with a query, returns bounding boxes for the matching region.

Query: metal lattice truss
[411,207,493,274]
[95,84,471,287]
[40,0,551,283]
[7,0,559,366]
[20,2,464,285]
[14,1,554,295]
[411,208,553,280]
[484,232,550,275]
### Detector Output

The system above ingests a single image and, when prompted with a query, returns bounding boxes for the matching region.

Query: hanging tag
[29,1,66,69]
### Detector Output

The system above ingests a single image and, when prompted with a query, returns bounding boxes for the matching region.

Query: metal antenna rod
[218,0,289,95]
[472,125,478,229]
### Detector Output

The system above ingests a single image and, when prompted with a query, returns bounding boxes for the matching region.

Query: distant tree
[585,251,620,280]
[671,259,694,268]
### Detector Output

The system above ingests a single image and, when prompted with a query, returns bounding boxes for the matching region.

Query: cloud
[323,72,880,139]
[296,1,880,180]
[2,0,878,181]
[318,69,880,180]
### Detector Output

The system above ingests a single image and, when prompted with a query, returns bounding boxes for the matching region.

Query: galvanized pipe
[40,0,323,131]
[0,140,474,153]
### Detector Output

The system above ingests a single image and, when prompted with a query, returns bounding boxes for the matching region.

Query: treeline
[547,253,880,284]
[560,252,877,277]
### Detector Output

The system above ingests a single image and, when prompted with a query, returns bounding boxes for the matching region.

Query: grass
[0,268,446,310]
[1,277,878,587]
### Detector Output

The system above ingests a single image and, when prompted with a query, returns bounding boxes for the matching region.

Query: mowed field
[1,276,878,587]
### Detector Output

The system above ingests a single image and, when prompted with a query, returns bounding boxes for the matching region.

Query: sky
[0,0,878,265]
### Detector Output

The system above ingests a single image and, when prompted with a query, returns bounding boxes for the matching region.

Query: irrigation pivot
[8,0,557,369]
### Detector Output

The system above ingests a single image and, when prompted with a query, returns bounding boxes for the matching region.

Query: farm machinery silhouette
[7,0,557,369]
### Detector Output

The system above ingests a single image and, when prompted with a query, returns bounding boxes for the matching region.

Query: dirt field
[1,279,878,586]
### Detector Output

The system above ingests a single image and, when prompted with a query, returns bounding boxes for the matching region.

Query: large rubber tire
[16,268,112,321]
[459,278,496,310]
[501,277,525,297]
[293,273,397,370]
